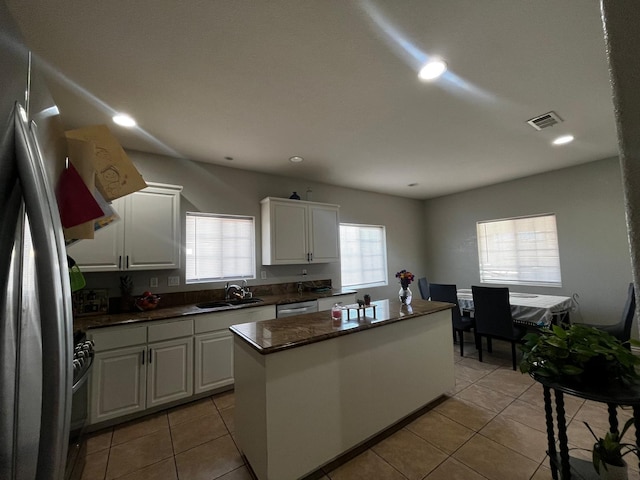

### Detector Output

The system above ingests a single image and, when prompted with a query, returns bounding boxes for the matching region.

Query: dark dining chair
[430,283,476,356]
[472,285,527,370]
[418,277,430,300]
[583,283,636,344]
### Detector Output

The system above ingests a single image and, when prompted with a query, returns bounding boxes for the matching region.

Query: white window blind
[340,223,387,288]
[186,212,255,283]
[477,214,561,287]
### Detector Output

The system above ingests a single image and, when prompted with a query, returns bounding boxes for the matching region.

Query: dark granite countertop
[229,298,453,355]
[74,288,356,332]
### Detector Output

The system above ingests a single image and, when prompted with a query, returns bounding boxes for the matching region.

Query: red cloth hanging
[56,162,104,228]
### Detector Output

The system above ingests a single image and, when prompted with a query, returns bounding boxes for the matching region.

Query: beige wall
[423,156,633,331]
[81,150,633,331]
[81,150,427,303]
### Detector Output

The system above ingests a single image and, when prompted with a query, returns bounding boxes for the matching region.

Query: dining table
[456,288,575,328]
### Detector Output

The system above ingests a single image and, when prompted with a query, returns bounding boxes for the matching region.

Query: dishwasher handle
[276,300,319,318]
[278,306,314,315]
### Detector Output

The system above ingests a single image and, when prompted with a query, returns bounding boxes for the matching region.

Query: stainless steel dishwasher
[276,300,318,318]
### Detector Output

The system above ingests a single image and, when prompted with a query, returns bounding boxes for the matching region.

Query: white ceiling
[7,0,618,199]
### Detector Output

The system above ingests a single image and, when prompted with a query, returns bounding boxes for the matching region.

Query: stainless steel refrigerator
[0,1,75,479]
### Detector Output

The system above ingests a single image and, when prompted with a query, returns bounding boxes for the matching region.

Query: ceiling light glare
[418,58,447,81]
[289,156,304,163]
[552,135,574,146]
[112,113,137,128]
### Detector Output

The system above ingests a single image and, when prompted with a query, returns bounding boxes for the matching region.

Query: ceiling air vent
[526,111,563,131]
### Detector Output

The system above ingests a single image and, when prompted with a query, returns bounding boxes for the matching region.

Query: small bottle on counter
[331,303,342,324]
[364,294,371,306]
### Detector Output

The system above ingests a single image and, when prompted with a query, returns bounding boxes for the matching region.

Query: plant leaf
[560,365,584,375]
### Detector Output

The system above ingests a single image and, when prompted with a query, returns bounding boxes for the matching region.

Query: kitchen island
[230,298,455,480]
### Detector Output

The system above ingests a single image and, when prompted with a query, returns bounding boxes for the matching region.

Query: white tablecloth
[456,289,575,327]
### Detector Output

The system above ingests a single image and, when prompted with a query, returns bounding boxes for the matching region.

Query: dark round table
[532,374,640,479]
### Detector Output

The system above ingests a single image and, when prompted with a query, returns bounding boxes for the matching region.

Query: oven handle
[72,355,94,394]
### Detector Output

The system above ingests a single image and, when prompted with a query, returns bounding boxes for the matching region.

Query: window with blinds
[340,223,388,288]
[185,212,255,283]
[477,214,561,287]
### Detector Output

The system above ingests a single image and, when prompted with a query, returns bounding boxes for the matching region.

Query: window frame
[339,223,388,289]
[185,211,256,284]
[476,213,562,288]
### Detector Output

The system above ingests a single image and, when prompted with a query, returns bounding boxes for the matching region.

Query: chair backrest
[418,277,430,300]
[429,283,462,323]
[472,285,514,337]
[619,282,636,342]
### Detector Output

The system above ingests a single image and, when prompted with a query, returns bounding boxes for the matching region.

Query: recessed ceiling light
[418,58,447,81]
[552,135,574,146]
[112,113,136,128]
[289,156,304,163]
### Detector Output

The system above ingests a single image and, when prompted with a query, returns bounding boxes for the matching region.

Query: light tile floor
[81,335,640,479]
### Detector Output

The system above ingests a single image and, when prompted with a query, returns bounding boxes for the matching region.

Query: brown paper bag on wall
[65,125,147,201]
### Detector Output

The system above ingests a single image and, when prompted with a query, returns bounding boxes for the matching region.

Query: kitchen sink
[226,298,264,305]
[196,298,264,309]
[196,301,233,309]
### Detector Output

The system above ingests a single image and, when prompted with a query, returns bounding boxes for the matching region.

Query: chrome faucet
[225,282,244,300]
[225,280,251,300]
[242,279,252,298]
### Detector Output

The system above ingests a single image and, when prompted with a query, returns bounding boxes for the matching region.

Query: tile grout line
[448,355,551,479]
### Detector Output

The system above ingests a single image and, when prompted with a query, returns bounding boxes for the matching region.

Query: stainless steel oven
[64,332,94,480]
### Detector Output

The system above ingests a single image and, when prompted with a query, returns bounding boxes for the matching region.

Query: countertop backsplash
[88,279,334,315]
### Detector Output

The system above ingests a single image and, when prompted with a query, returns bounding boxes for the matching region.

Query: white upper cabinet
[261,197,340,265]
[67,183,182,272]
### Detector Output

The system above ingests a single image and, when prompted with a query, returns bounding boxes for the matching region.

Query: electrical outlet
[302,269,307,276]
[168,276,180,287]
[260,270,267,280]
[149,277,158,288]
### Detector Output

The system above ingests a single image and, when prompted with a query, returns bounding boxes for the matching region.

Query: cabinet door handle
[309,252,313,262]
[118,256,122,269]
[141,350,145,365]
[148,349,152,363]
[126,255,129,269]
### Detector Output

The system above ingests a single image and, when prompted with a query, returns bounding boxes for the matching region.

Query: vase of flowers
[395,269,415,305]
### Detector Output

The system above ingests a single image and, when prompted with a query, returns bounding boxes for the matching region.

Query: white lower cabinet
[147,337,193,408]
[194,331,234,393]
[88,319,194,425]
[193,305,276,395]
[88,305,277,425]
[91,345,147,423]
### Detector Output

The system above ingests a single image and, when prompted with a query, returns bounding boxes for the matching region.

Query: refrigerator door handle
[0,132,23,480]
[14,103,73,479]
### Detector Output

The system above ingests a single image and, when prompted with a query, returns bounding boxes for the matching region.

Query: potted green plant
[519,324,640,386]
[584,418,638,479]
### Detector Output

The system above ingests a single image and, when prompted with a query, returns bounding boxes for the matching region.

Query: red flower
[395,269,415,288]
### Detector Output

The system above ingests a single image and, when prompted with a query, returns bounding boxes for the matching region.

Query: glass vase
[399,286,412,305]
